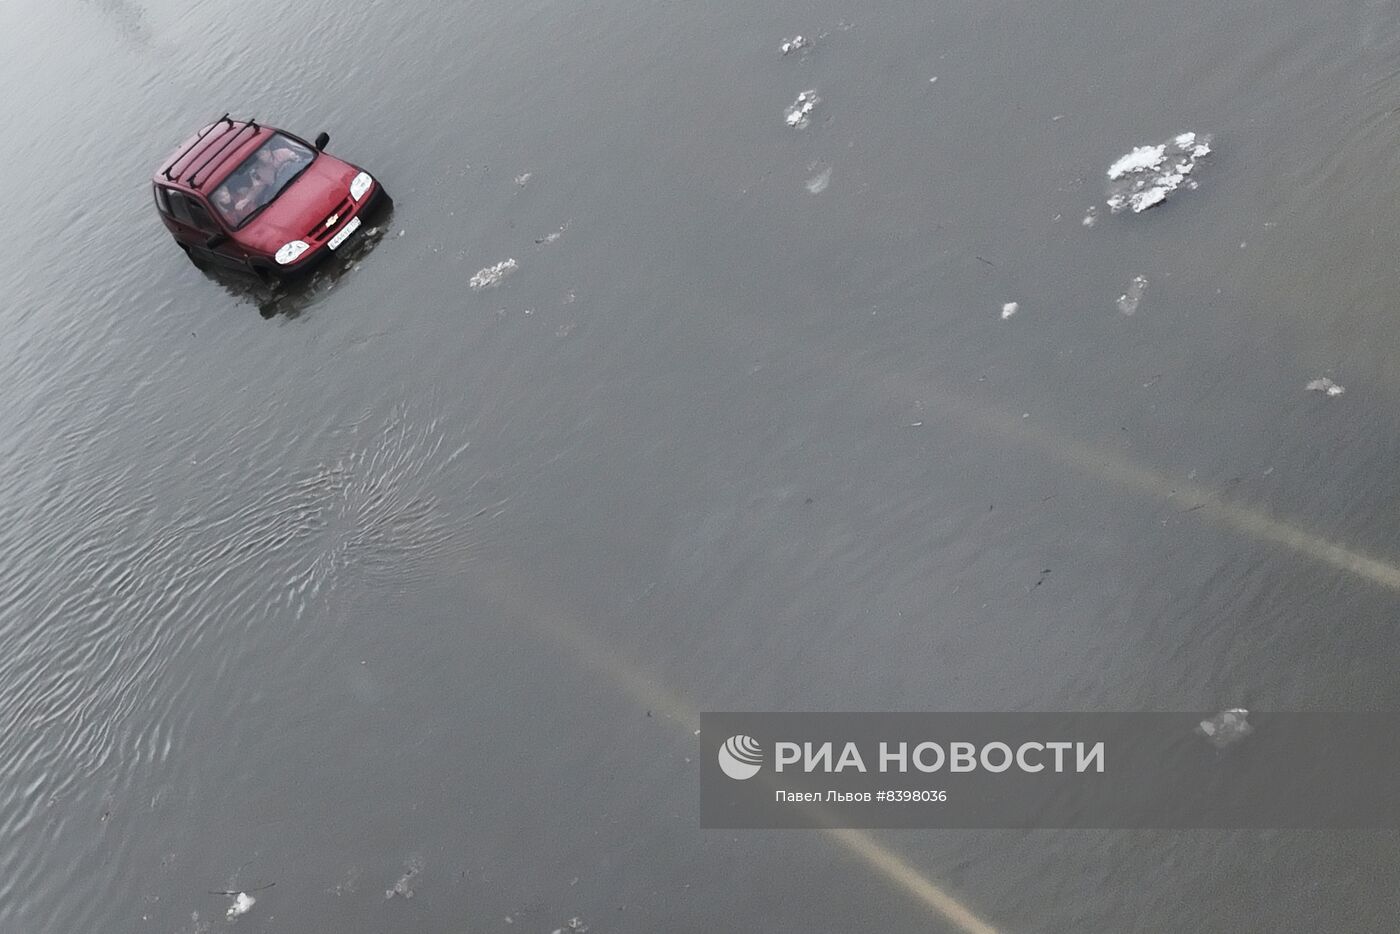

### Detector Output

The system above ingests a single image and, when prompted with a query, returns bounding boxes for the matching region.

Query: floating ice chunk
[805,162,832,194]
[780,35,810,54]
[1176,132,1212,158]
[1305,377,1345,396]
[470,258,518,290]
[1001,302,1019,319]
[384,858,423,900]
[1116,275,1147,315]
[1106,132,1213,213]
[785,90,820,128]
[1107,145,1165,180]
[1131,187,1168,211]
[514,172,532,187]
[535,219,569,245]
[226,893,255,920]
[1197,708,1252,749]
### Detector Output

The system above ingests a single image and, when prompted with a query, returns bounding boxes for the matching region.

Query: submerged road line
[476,572,1002,934]
[862,364,1400,592]
[459,349,1400,934]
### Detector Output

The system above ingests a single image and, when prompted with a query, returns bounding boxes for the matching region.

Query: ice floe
[1106,132,1212,214]
[535,220,570,245]
[1116,275,1148,315]
[225,893,255,921]
[470,258,518,290]
[785,90,820,128]
[1197,708,1252,750]
[1305,377,1345,396]
[805,162,831,193]
[1001,302,1019,320]
[385,858,422,899]
[780,35,810,55]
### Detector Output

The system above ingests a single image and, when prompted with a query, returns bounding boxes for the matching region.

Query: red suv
[153,115,390,279]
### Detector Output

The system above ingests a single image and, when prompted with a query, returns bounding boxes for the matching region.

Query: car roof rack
[162,113,231,181]
[186,117,260,189]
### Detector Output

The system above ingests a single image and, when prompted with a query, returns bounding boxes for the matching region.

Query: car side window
[153,185,171,214]
[185,197,219,234]
[167,191,194,226]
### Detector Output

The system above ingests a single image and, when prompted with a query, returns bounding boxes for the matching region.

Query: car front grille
[306,196,354,243]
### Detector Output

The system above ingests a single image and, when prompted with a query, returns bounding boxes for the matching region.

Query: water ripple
[0,395,472,930]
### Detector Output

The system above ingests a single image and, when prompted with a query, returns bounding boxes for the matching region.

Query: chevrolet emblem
[324,213,339,228]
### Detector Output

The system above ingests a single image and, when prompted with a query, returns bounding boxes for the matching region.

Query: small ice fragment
[784,90,820,128]
[385,858,422,899]
[1116,275,1148,315]
[929,76,938,83]
[1107,145,1165,180]
[514,172,532,187]
[1305,377,1345,396]
[1001,302,1019,319]
[1197,708,1252,749]
[805,164,832,194]
[226,893,255,920]
[1082,206,1098,227]
[535,219,570,245]
[470,258,518,290]
[780,35,809,54]
[1130,186,1168,212]
[398,229,405,237]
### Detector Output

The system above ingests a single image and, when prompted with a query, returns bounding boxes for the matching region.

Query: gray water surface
[4,0,1400,931]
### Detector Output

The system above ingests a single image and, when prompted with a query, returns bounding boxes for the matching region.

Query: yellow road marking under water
[471,365,1400,934]
[479,573,1001,934]
[867,365,1400,591]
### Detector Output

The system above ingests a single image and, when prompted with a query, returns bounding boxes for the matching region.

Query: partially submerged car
[153,115,389,279]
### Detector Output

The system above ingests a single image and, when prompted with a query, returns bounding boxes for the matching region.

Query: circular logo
[718,734,763,780]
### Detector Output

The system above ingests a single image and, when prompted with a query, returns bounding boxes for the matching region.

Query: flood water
[5,0,1400,931]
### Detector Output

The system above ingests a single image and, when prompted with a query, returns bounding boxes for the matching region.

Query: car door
[169,191,247,272]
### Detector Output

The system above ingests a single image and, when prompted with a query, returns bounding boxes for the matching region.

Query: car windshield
[209,134,315,228]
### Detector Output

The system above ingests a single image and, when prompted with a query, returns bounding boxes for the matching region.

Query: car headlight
[275,240,310,265]
[349,171,373,202]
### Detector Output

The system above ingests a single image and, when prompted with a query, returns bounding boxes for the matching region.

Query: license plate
[327,216,361,250]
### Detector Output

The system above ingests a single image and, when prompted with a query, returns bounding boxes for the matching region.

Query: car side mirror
[206,233,228,249]
[314,131,330,151]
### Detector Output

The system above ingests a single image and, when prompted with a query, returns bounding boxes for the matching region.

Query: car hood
[237,153,359,253]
